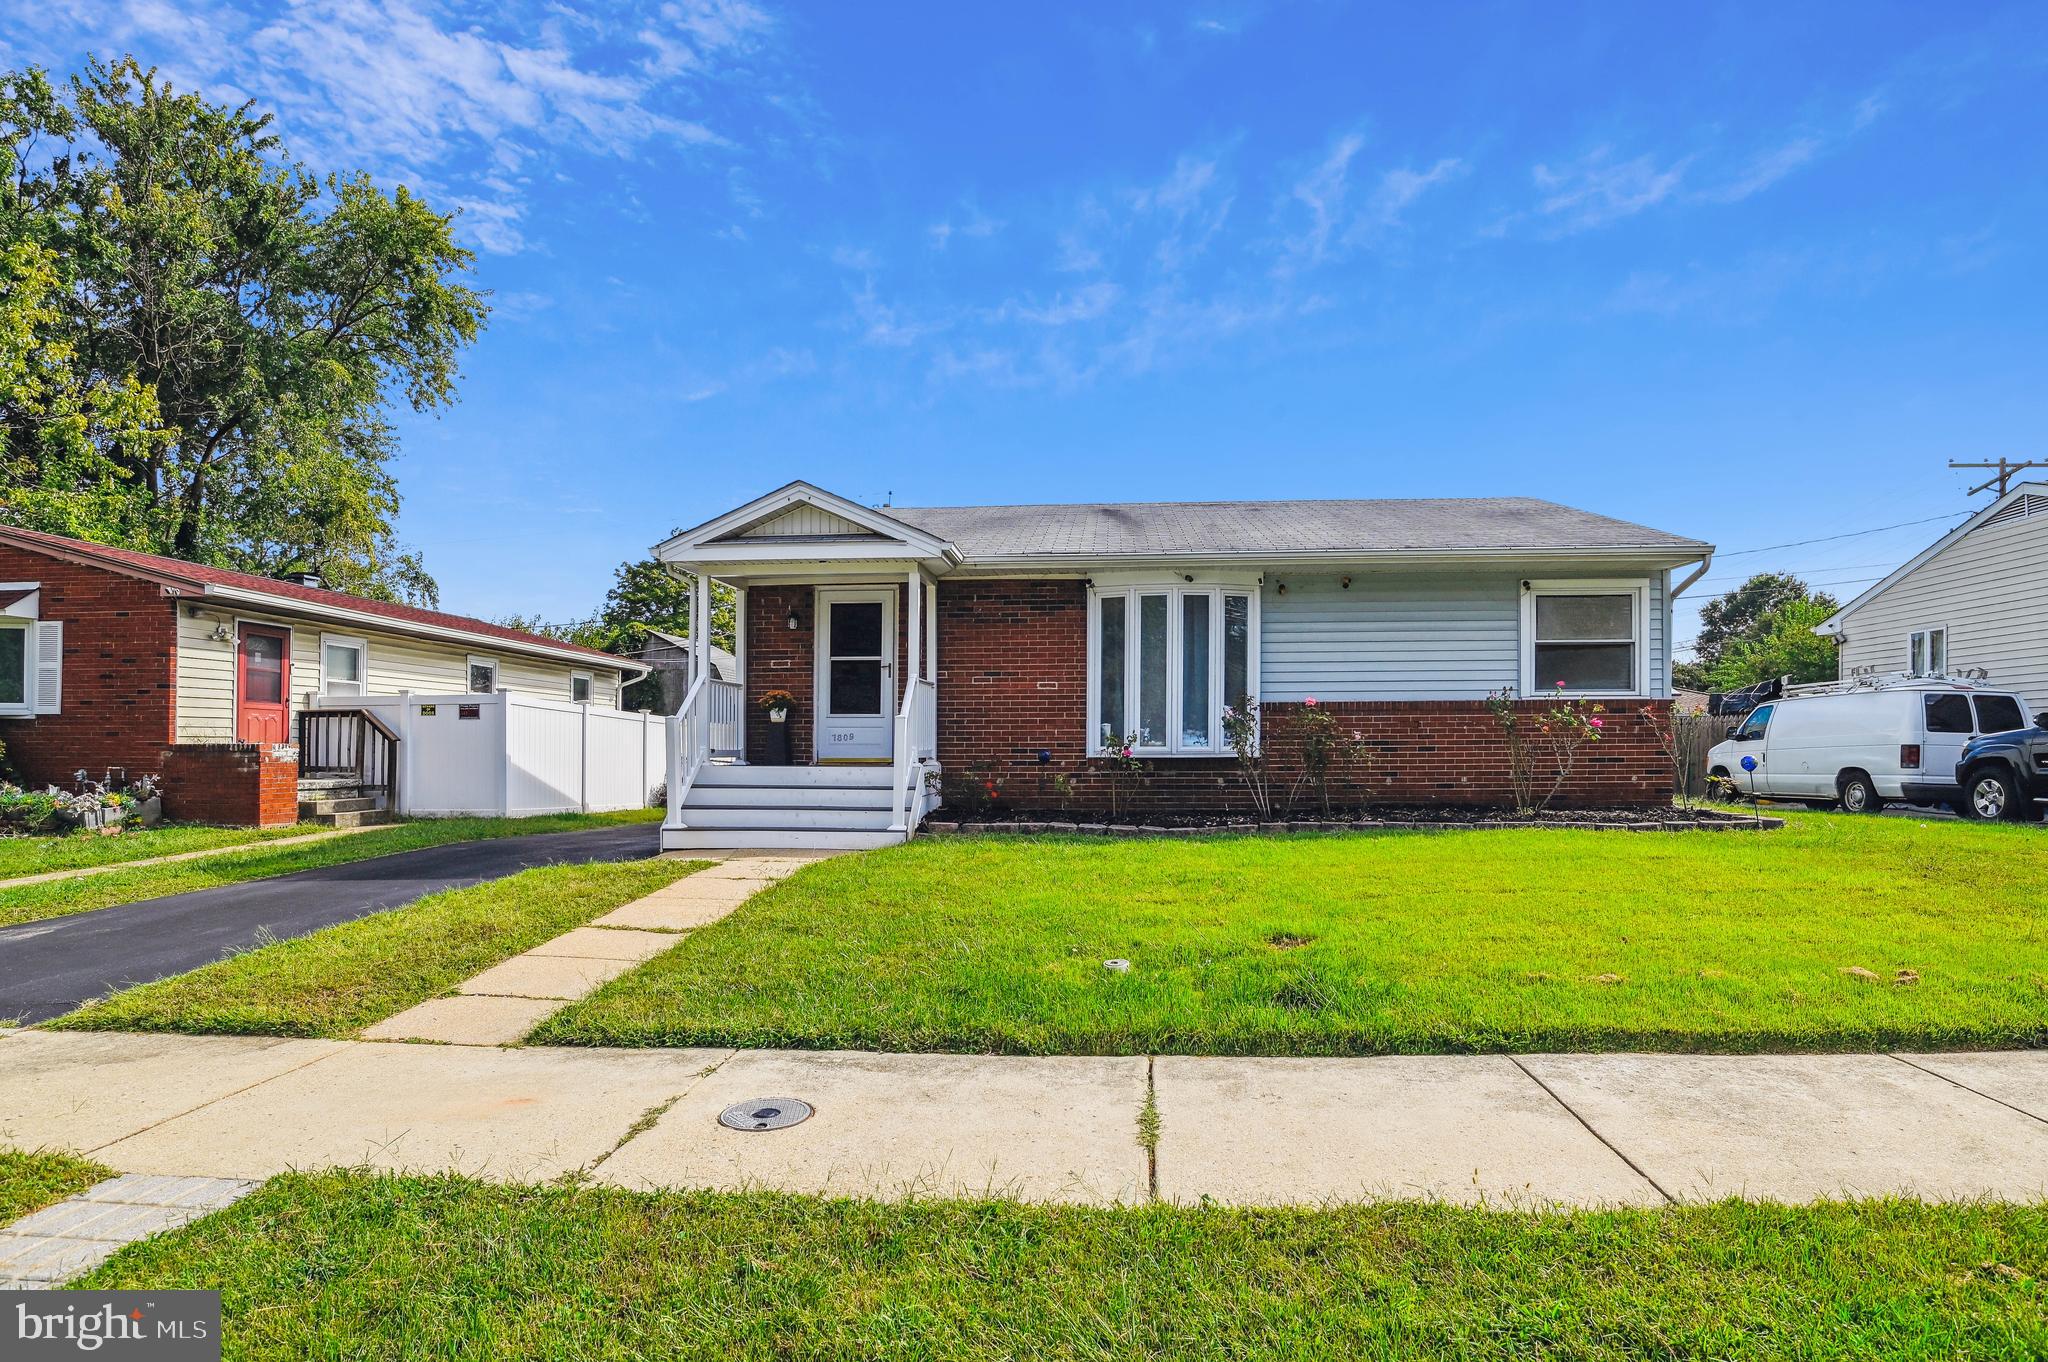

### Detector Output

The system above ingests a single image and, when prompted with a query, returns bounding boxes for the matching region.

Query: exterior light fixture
[785,607,801,630]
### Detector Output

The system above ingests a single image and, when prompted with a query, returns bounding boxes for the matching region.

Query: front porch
[657,486,956,850]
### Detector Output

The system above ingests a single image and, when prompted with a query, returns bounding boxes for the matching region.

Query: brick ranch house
[0,524,642,825]
[655,481,1716,850]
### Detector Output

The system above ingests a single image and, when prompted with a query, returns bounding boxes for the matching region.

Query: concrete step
[678,805,897,831]
[306,809,397,829]
[661,825,906,851]
[298,795,384,817]
[695,763,894,789]
[685,784,895,810]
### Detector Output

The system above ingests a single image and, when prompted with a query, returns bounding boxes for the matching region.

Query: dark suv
[1956,713,2048,820]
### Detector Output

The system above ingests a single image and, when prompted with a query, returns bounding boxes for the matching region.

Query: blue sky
[7,3,2046,656]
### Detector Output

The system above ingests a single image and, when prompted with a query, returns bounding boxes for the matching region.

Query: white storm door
[814,588,896,761]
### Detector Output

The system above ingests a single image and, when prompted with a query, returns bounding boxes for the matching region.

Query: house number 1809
[830,731,856,743]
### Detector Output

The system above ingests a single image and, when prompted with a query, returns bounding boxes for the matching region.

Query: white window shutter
[33,619,62,713]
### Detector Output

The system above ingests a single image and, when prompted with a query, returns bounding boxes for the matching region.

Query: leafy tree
[1676,572,1838,691]
[1704,596,1840,691]
[0,58,486,603]
[494,556,736,711]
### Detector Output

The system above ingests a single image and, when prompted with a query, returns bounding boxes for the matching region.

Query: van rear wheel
[1837,770,1883,814]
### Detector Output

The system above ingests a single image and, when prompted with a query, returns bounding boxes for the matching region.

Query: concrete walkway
[362,852,826,1044]
[3,1029,2043,1208]
[0,826,376,892]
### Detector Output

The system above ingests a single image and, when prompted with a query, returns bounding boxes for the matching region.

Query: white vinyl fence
[315,692,665,817]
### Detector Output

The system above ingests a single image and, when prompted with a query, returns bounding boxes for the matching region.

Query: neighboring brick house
[0,525,641,825]
[650,481,1715,849]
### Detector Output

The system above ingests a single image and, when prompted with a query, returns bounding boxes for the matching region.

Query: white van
[1707,678,2033,812]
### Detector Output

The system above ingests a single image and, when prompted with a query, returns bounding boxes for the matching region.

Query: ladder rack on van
[1781,669,1995,699]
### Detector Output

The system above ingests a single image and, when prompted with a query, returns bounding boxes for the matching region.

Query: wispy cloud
[1529,147,1691,233]
[1277,132,1464,270]
[13,0,789,255]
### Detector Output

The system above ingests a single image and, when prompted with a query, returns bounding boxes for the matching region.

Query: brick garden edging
[920,813,1784,837]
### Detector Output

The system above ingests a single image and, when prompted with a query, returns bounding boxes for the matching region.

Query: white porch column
[904,567,922,693]
[923,571,938,682]
[735,585,748,684]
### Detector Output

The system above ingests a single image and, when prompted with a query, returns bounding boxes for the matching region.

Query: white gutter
[200,584,650,678]
[1667,552,1714,598]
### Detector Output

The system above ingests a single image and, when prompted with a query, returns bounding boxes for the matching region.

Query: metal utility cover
[719,1097,814,1132]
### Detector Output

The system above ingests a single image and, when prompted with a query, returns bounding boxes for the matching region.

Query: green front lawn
[0,821,326,882]
[536,814,2048,1055]
[0,808,664,927]
[52,858,705,1037]
[77,1171,2047,1359]
[0,1147,113,1224]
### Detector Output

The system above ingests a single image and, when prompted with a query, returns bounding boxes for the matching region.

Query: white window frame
[1908,626,1947,676]
[570,670,593,703]
[319,633,368,697]
[0,615,32,718]
[466,655,498,694]
[1519,579,1651,698]
[1087,582,1261,756]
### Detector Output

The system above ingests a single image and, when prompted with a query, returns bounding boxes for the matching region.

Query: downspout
[1665,553,1712,701]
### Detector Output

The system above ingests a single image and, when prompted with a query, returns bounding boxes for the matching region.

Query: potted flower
[758,690,799,766]
[760,690,798,724]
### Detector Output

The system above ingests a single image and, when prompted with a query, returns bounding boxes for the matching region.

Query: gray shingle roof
[882,497,1709,560]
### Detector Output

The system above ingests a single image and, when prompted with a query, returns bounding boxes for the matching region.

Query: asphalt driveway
[0,823,661,1025]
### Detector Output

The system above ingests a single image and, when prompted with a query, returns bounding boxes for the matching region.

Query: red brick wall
[933,578,1675,812]
[159,742,301,827]
[743,584,912,764]
[0,545,178,788]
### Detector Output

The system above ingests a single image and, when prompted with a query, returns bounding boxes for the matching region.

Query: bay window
[1090,584,1258,754]
[1520,580,1649,696]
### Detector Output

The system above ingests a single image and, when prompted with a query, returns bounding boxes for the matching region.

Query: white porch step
[686,784,895,810]
[695,763,893,789]
[678,805,897,831]
[661,826,907,851]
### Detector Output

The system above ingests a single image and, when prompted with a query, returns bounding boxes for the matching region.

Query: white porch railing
[889,676,939,834]
[665,676,747,829]
[706,677,744,756]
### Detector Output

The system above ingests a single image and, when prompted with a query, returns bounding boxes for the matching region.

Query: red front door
[236,624,292,744]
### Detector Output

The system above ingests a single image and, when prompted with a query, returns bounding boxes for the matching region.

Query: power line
[1712,513,1966,559]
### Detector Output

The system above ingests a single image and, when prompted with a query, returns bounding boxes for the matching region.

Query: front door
[814,588,895,762]
[236,624,292,744]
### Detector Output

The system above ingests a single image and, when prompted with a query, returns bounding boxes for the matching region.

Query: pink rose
[1555,680,1567,688]
[1589,718,1604,728]
[1304,696,1318,707]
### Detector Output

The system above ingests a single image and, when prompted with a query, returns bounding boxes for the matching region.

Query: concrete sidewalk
[3,1029,2043,1208]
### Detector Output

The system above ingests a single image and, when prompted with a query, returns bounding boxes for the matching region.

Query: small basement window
[1522,581,1648,696]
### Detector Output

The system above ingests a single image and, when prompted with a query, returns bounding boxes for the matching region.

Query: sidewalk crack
[1886,1053,2048,1128]
[1137,1056,1160,1203]
[1509,1056,1675,1206]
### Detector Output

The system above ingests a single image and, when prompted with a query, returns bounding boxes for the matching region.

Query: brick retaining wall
[159,743,301,826]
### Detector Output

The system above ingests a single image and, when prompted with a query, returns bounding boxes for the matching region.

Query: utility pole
[1950,458,2048,499]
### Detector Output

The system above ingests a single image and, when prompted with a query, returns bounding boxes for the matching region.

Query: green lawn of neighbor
[0,808,664,927]
[535,812,2048,1056]
[51,857,705,1038]
[0,1147,113,1224]
[76,1171,2048,1360]
[0,821,326,882]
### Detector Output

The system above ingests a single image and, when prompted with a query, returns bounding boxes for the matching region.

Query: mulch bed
[922,806,1781,836]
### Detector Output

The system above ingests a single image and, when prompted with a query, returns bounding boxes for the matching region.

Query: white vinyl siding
[1835,509,2048,710]
[1260,570,1667,700]
[174,607,626,742]
[731,504,883,539]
